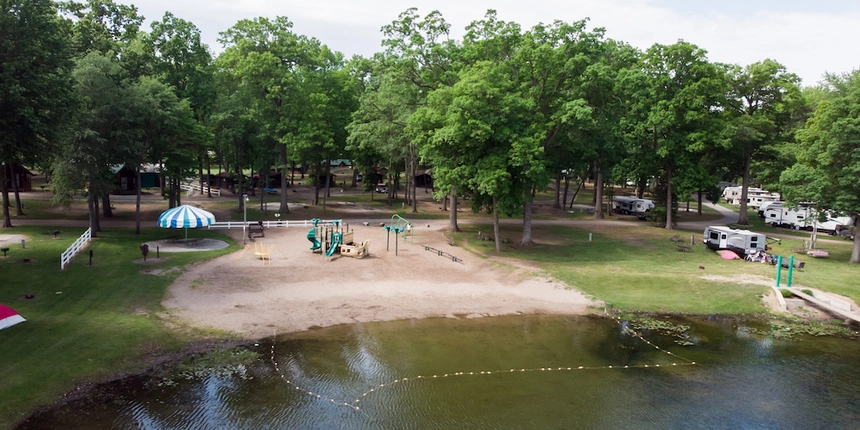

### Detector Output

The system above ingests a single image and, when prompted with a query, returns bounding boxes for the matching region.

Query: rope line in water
[268,318,698,412]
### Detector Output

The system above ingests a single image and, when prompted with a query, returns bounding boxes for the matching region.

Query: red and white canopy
[0,304,26,330]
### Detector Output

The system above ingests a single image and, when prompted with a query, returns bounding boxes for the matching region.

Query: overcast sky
[118,0,858,86]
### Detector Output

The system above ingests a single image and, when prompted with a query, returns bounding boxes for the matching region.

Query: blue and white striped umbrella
[157,205,216,229]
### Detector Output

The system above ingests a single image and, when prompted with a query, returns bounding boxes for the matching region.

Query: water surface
[18,315,860,429]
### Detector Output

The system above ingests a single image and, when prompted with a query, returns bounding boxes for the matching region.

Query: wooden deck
[787,288,860,324]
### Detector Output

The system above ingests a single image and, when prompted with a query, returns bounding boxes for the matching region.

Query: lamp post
[274,212,281,227]
[243,193,249,244]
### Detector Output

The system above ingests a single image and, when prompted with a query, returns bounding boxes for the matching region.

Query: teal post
[775,256,783,287]
[787,255,794,287]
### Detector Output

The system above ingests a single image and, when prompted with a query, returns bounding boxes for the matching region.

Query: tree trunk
[553,174,570,209]
[665,164,674,230]
[697,189,703,216]
[570,179,584,210]
[135,166,142,234]
[562,176,570,210]
[448,188,459,232]
[279,146,290,214]
[102,194,113,218]
[199,156,204,195]
[206,156,212,198]
[492,196,501,253]
[738,150,752,225]
[522,196,534,246]
[2,162,12,228]
[593,167,605,219]
[87,189,97,237]
[410,147,418,213]
[11,165,23,216]
[851,215,860,264]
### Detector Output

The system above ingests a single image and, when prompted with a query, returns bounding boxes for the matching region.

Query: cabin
[111,164,160,194]
[703,226,767,256]
[3,164,32,192]
[414,170,433,188]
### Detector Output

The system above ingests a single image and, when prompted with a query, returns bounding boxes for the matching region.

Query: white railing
[207,219,344,230]
[60,228,92,270]
[180,182,221,197]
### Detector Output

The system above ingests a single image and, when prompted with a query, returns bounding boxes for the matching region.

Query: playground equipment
[307,219,368,260]
[383,214,413,255]
[235,242,285,264]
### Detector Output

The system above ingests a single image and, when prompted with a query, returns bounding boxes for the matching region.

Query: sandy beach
[161,222,597,338]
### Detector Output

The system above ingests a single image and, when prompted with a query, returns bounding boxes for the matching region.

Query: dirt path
[162,223,597,338]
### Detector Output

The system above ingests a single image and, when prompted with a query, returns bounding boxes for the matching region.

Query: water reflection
[18,315,860,429]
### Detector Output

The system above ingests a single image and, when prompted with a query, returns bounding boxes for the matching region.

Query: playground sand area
[162,222,596,338]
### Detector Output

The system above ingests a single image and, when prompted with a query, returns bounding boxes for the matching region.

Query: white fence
[207,219,343,230]
[60,228,92,270]
[180,182,221,197]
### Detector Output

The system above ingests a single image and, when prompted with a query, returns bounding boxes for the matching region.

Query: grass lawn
[452,223,860,313]
[0,226,237,428]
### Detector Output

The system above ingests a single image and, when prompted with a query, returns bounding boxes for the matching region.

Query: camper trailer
[632,199,654,220]
[703,226,767,256]
[764,206,810,229]
[612,196,653,220]
[758,201,782,218]
[612,196,637,214]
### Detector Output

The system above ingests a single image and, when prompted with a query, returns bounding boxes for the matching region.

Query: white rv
[703,226,767,256]
[612,196,637,214]
[632,199,655,220]
[764,206,810,228]
[612,196,654,220]
[721,187,743,205]
[758,201,782,218]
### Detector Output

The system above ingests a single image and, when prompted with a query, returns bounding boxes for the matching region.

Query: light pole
[242,193,249,244]
[274,212,281,227]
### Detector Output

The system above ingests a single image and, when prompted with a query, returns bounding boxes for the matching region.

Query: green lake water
[17,315,860,429]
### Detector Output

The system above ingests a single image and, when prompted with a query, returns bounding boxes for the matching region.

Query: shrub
[801,289,813,296]
[780,289,793,298]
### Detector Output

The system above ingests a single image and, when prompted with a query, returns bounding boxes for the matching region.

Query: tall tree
[781,71,860,263]
[217,16,323,214]
[725,59,800,225]
[1,0,75,227]
[639,41,724,229]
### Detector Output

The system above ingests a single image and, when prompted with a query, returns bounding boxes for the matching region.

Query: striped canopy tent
[157,205,216,238]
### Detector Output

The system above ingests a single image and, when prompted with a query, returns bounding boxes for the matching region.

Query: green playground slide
[307,228,321,251]
[326,233,342,257]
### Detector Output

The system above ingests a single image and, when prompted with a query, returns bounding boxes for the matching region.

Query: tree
[217,16,323,214]
[725,59,800,225]
[639,41,725,230]
[52,52,135,236]
[781,71,860,263]
[1,0,75,227]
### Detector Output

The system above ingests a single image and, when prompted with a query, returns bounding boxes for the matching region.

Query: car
[356,173,363,182]
[375,184,387,193]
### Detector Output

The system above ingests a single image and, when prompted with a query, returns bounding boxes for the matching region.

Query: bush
[801,289,813,296]
[780,289,793,298]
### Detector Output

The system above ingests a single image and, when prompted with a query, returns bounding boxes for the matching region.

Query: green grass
[0,226,237,428]
[452,223,859,314]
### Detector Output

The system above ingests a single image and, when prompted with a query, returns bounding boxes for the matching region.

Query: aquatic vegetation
[154,347,260,387]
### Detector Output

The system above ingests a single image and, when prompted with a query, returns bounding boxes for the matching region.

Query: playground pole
[787,255,794,287]
[775,256,783,287]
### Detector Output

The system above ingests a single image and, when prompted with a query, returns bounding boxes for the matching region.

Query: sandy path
[162,223,597,338]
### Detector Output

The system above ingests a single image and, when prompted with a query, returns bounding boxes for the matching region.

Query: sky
[118,0,859,86]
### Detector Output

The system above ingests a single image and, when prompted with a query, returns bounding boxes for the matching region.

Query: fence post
[775,256,783,287]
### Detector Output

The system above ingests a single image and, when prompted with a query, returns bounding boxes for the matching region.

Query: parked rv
[612,196,654,220]
[758,201,782,218]
[703,226,767,256]
[763,206,809,229]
